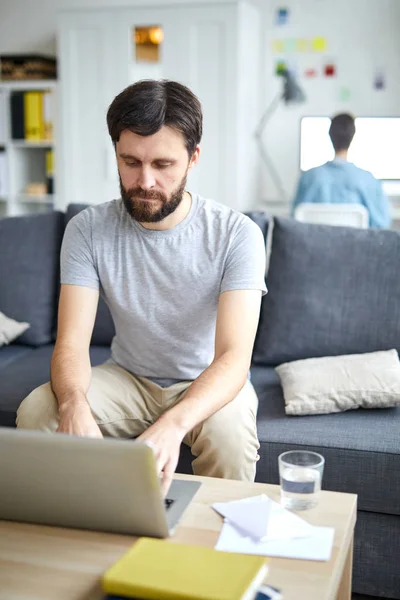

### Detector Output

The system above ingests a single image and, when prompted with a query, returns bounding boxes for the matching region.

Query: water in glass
[280,465,322,510]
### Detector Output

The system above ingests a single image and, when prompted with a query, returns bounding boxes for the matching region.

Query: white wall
[258,0,400,208]
[0,0,258,55]
[1,0,399,211]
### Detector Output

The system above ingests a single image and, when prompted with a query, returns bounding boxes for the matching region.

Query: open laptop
[0,427,201,537]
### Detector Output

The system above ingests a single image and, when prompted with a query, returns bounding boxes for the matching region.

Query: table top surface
[0,474,357,600]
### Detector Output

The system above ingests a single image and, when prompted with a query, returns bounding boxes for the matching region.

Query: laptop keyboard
[164,498,174,510]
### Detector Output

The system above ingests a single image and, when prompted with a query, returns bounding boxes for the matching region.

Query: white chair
[294,203,369,228]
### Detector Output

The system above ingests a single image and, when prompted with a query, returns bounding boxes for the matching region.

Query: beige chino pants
[16,361,260,481]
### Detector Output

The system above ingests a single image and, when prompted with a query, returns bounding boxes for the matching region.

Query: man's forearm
[161,351,249,434]
[50,342,92,410]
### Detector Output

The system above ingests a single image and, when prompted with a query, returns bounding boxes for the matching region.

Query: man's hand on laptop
[138,416,185,497]
[57,398,103,438]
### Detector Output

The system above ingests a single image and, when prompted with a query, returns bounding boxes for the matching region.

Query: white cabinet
[57,1,260,212]
[0,80,57,217]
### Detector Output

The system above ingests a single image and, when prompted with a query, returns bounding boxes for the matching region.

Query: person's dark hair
[107,79,202,157]
[329,113,356,152]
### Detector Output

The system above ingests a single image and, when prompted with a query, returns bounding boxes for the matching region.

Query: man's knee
[16,382,59,432]
[200,410,259,456]
[191,418,259,481]
[201,385,258,450]
[189,391,260,481]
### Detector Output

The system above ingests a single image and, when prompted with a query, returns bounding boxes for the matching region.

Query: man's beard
[120,173,187,223]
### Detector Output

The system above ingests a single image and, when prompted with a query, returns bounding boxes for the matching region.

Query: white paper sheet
[216,520,335,561]
[212,495,270,539]
[212,495,315,541]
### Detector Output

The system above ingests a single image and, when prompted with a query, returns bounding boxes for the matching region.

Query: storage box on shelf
[0,55,56,81]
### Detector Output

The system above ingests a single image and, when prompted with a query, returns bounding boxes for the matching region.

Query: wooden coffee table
[0,474,356,600]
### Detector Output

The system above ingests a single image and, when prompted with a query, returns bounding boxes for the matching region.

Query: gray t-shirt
[61,194,267,383]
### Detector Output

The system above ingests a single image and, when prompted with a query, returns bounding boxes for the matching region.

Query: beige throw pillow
[276,349,400,416]
[0,312,30,347]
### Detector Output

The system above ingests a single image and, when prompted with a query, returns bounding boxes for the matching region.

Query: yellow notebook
[43,90,53,141]
[24,92,44,141]
[102,538,268,600]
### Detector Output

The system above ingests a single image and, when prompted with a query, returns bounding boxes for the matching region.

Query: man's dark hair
[329,113,356,152]
[107,79,203,156]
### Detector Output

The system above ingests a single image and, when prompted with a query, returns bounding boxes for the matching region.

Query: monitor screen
[300,116,400,180]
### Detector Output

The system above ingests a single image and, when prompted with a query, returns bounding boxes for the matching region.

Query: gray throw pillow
[0,312,30,347]
[276,349,400,416]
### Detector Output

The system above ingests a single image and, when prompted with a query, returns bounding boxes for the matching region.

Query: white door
[113,4,237,206]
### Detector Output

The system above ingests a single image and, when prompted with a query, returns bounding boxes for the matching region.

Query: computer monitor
[300,116,400,181]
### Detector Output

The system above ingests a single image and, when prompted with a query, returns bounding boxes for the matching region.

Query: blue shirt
[292,160,391,228]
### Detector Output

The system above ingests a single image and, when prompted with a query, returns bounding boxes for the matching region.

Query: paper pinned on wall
[296,39,310,52]
[272,39,285,53]
[276,7,289,26]
[312,37,327,52]
[284,38,297,53]
[304,67,318,78]
[275,60,287,76]
[339,87,351,101]
[373,68,385,90]
[324,63,336,77]
[273,39,305,54]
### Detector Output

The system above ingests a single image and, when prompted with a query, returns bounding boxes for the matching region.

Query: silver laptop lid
[0,427,171,537]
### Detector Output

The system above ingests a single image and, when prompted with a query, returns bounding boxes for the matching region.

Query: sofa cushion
[251,365,400,516]
[0,344,111,428]
[65,204,115,346]
[0,345,33,371]
[0,211,65,346]
[253,218,400,366]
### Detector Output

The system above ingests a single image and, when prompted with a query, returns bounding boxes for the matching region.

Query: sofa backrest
[253,217,400,366]
[0,211,65,346]
[0,206,267,351]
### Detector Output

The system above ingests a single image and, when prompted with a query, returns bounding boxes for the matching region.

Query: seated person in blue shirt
[293,113,391,228]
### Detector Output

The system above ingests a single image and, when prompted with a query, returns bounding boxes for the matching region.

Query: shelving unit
[0,79,57,217]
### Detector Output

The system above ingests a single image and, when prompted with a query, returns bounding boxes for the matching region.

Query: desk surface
[0,474,357,600]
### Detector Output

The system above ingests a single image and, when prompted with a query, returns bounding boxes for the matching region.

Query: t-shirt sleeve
[60,212,100,290]
[220,217,267,295]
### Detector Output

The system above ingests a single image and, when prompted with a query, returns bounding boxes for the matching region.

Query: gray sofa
[0,205,399,599]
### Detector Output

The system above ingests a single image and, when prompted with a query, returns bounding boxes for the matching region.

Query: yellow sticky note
[296,39,309,52]
[272,39,284,53]
[312,37,327,52]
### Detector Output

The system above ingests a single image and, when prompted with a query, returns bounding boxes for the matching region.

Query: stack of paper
[212,495,335,561]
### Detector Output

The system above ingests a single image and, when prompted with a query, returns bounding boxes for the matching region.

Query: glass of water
[279,450,325,511]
